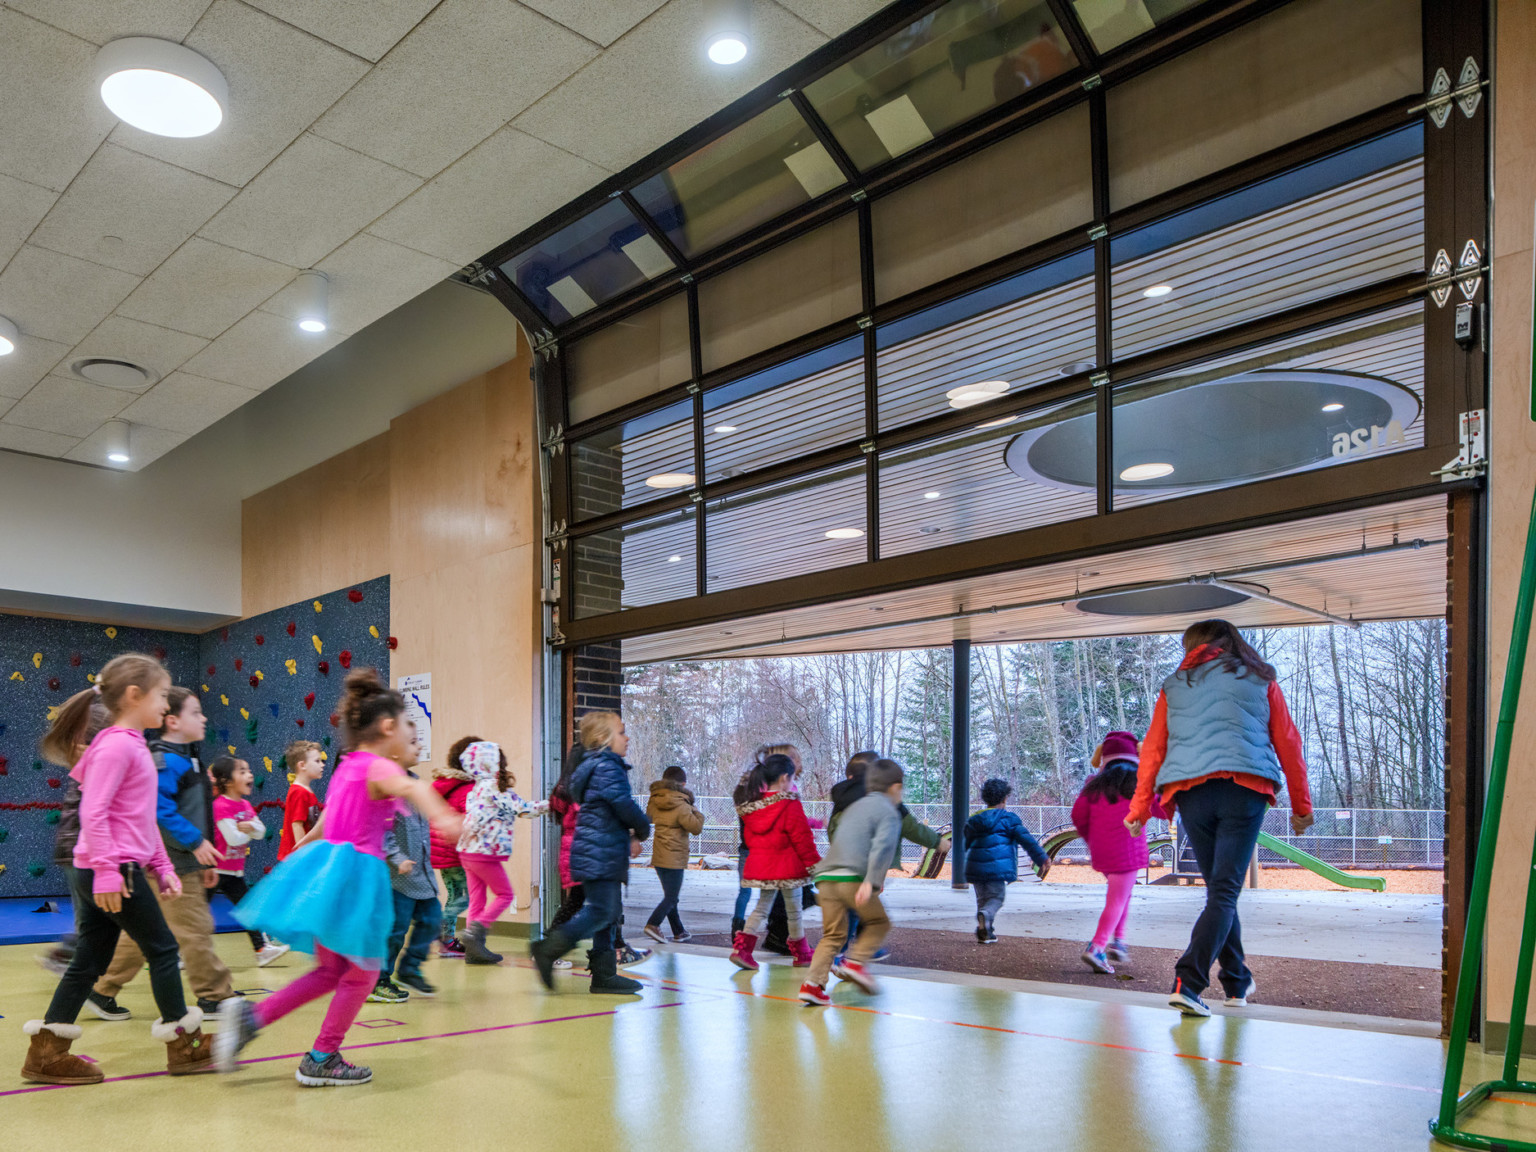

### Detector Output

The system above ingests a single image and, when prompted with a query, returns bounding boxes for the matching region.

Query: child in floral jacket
[454,742,546,964]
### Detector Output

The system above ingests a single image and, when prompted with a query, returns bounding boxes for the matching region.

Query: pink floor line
[0,1000,686,1098]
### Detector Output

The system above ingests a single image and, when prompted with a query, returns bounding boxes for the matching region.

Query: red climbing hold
[254,634,265,646]
[69,653,82,667]
[304,692,315,709]
[387,636,398,650]
[221,628,230,643]
[329,713,340,728]
[0,756,7,776]
[249,674,260,688]
[153,646,167,661]
[347,589,364,603]
[295,719,305,728]
[317,660,329,675]
[264,866,272,875]
[338,650,352,669]
[234,658,243,672]
[286,621,296,637]
[206,665,216,676]
[47,677,60,691]
[47,778,60,789]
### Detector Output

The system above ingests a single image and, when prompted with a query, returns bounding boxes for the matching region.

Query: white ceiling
[0,0,892,469]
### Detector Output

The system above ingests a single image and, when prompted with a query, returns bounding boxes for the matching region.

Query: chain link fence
[641,798,1445,870]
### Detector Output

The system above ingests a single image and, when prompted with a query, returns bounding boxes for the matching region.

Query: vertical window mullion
[859,197,879,563]
[1090,87,1113,518]
[687,282,706,597]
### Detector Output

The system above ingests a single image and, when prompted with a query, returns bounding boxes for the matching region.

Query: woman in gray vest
[1125,620,1315,1017]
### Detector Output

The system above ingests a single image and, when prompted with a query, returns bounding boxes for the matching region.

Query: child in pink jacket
[1072,731,1166,976]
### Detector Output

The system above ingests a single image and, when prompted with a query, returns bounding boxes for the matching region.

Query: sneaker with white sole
[798,982,831,1007]
[396,972,437,998]
[615,945,650,967]
[1081,946,1115,974]
[1168,979,1211,1017]
[553,958,573,969]
[1105,939,1130,964]
[671,930,692,943]
[214,998,260,1072]
[84,992,131,1021]
[832,958,878,994]
[256,942,290,967]
[296,1052,372,1087]
[1224,979,1255,1007]
[642,924,667,944]
[366,980,409,1004]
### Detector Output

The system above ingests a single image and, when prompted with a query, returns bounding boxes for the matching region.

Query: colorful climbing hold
[219,729,228,742]
[312,635,323,655]
[47,677,60,691]
[369,625,379,638]
[0,755,7,775]
[388,636,399,650]
[28,862,46,877]
[221,628,230,642]
[317,661,329,675]
[285,659,297,675]
[45,809,59,825]
[46,778,60,788]
[249,674,260,688]
[268,702,279,718]
[338,650,352,669]
[286,621,297,637]
[201,684,208,693]
[104,626,117,639]
[254,634,265,646]
[240,707,249,719]
[245,718,258,744]
[9,671,23,681]
[304,692,315,709]
[295,719,305,728]
[227,744,236,755]
[69,653,82,667]
[348,589,364,603]
[220,694,229,706]
[234,658,243,672]
[322,736,332,748]
[207,664,216,676]
[329,713,339,728]
[0,828,8,843]
[263,756,273,772]
[314,600,323,612]
[32,652,42,668]
[153,645,167,661]
[254,669,264,682]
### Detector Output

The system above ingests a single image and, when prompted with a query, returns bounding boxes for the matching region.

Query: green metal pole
[1438,483,1536,1129]
[1501,828,1536,1084]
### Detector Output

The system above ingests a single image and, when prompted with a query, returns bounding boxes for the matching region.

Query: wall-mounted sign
[398,672,432,762]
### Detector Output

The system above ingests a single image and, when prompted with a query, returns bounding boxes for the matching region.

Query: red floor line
[0,1001,684,1098]
[636,973,1436,1095]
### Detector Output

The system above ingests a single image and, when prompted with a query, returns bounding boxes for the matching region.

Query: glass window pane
[704,338,864,482]
[1105,303,1425,510]
[877,250,1095,432]
[699,214,860,372]
[705,466,865,591]
[632,100,847,259]
[804,0,1077,172]
[879,393,1096,557]
[873,103,1091,302]
[573,508,696,619]
[566,294,691,426]
[571,399,694,523]
[1070,0,1211,54]
[1110,128,1423,360]
[1106,0,1422,209]
[501,199,677,325]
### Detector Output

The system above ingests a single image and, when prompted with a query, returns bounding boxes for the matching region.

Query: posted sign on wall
[398,672,432,762]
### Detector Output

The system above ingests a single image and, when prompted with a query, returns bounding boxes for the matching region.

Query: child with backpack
[962,779,1050,944]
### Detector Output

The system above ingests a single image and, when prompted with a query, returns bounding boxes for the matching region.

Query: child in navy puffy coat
[962,779,1049,944]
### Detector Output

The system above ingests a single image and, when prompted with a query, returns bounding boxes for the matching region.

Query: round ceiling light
[95,38,228,138]
[713,424,738,434]
[71,357,155,390]
[1142,284,1174,299]
[667,555,682,563]
[1322,402,1344,412]
[1119,462,1175,482]
[708,35,748,64]
[294,269,330,333]
[0,315,17,356]
[946,380,1010,410]
[825,527,865,540]
[1075,581,1258,618]
[1057,361,1096,376]
[923,491,941,500]
[104,419,131,465]
[644,472,695,489]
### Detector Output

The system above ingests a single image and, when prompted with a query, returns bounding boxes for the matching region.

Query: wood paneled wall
[241,330,546,922]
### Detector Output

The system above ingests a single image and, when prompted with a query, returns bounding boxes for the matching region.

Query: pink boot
[730,932,759,971]
[789,937,814,967]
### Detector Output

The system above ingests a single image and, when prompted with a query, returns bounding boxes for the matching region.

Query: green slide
[1256,831,1386,891]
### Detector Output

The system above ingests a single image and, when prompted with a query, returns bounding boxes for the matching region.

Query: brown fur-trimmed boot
[21,1021,103,1085]
[153,1007,213,1075]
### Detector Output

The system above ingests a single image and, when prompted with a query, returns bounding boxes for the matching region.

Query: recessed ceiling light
[825,527,865,540]
[713,425,738,434]
[1057,361,1096,376]
[667,555,682,563]
[704,1,751,65]
[946,380,1010,409]
[0,315,17,356]
[104,420,131,465]
[918,526,943,535]
[978,415,1017,429]
[708,35,748,64]
[645,473,695,489]
[95,37,228,138]
[1119,462,1175,482]
[1322,402,1344,412]
[295,269,329,333]
[923,491,941,500]
[1143,284,1174,299]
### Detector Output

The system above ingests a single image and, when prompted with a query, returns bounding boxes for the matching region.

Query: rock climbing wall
[0,620,198,897]
[197,576,391,882]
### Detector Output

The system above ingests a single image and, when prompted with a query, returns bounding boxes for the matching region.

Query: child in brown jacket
[643,766,704,944]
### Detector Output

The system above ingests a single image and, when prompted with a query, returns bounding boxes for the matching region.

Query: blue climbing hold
[269,702,280,718]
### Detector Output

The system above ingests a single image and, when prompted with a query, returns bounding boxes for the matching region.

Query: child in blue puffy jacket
[962,779,1049,944]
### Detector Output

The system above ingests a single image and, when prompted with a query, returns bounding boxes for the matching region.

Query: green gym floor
[0,936,1531,1151]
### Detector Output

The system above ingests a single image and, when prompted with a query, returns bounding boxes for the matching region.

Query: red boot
[730,932,759,971]
[789,937,814,967]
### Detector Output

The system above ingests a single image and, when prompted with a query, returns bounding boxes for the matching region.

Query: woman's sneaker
[1081,946,1115,975]
[84,992,131,1021]
[1168,979,1211,1017]
[1105,939,1130,964]
[256,942,290,967]
[1224,979,1255,1006]
[296,1052,372,1087]
[642,924,667,944]
[214,998,260,1072]
[396,972,437,998]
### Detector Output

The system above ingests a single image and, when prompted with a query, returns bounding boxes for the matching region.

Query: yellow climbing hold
[201,684,209,692]
[86,673,97,684]
[46,705,62,722]
[287,772,296,784]
[263,756,273,773]
[220,694,229,706]
[254,670,264,682]
[369,625,379,638]
[228,745,237,755]
[240,708,249,720]
[32,652,42,668]
[105,626,117,639]
[8,672,22,681]
[314,601,323,613]
[285,658,297,675]
[312,635,323,655]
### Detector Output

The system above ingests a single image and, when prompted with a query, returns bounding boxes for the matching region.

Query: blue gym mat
[0,895,247,946]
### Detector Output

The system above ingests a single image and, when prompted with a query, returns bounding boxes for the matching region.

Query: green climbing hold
[32,759,43,771]
[45,810,60,825]
[322,736,332,748]
[0,827,8,843]
[27,862,46,877]
[245,717,259,744]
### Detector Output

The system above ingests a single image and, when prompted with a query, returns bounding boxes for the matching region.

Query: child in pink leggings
[455,741,546,964]
[215,669,460,1087]
[1072,731,1165,976]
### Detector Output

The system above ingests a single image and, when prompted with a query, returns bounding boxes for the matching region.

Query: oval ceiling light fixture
[704,0,751,64]
[1057,361,1096,376]
[946,379,1009,410]
[0,315,17,356]
[667,554,682,563]
[825,527,865,540]
[104,419,132,465]
[645,472,695,489]
[923,490,941,500]
[95,37,228,138]
[295,269,330,333]
[1322,402,1344,412]
[1119,462,1175,482]
[713,424,738,434]
[1142,284,1174,299]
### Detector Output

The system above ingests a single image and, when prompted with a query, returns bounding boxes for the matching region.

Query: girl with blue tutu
[215,668,462,1087]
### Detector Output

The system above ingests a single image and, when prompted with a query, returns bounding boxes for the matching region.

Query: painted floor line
[0,1000,684,1098]
[634,972,1437,1096]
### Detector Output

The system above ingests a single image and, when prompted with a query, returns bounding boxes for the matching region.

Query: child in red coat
[731,753,820,971]
[430,737,479,954]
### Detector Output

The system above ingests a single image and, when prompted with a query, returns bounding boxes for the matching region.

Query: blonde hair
[41,653,168,765]
[284,739,321,771]
[756,743,803,774]
[578,710,622,752]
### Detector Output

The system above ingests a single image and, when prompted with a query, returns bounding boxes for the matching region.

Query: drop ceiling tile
[5,0,214,45]
[67,316,210,383]
[312,0,597,179]
[115,237,296,340]
[0,333,70,400]
[517,0,668,47]
[67,419,188,469]
[0,173,58,271]
[368,126,608,265]
[773,0,892,37]
[0,421,80,458]
[107,0,371,188]
[512,0,827,172]
[0,245,141,345]
[181,308,344,391]
[28,144,237,276]
[198,133,421,269]
[5,374,132,436]
[241,0,439,62]
[260,232,455,334]
[0,8,116,192]
[115,370,258,434]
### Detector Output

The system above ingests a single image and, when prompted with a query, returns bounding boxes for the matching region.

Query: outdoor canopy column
[951,638,970,891]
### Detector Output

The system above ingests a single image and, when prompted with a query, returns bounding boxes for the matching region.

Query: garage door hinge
[1433,410,1486,481]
